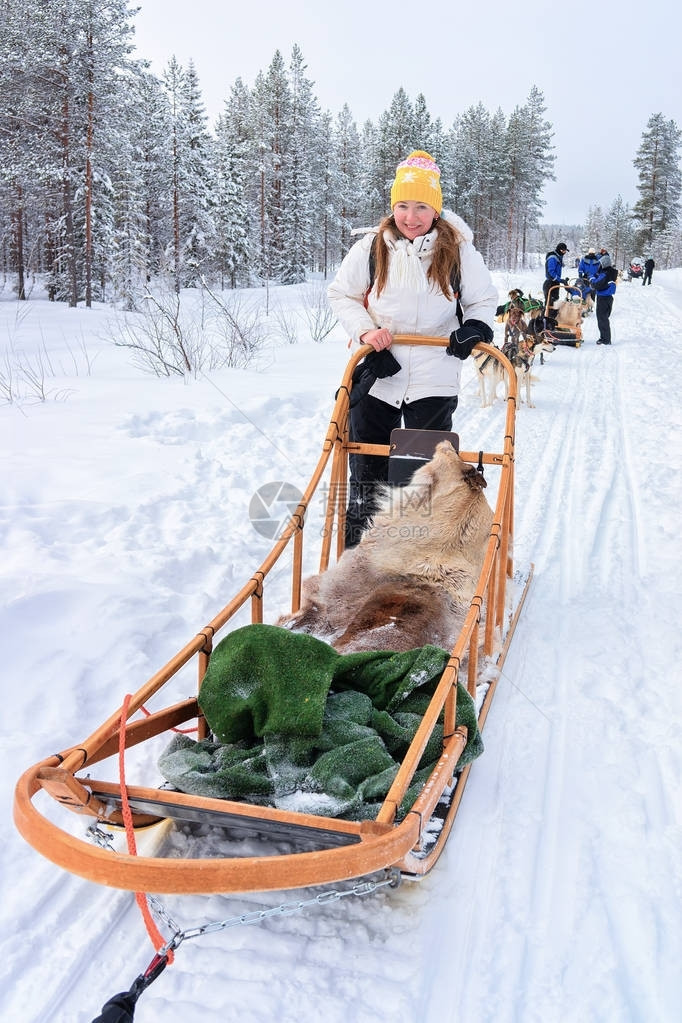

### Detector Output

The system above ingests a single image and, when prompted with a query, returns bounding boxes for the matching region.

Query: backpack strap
[364,234,378,309]
[451,267,463,327]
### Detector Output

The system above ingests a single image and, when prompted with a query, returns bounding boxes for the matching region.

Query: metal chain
[149,871,401,956]
[86,822,401,956]
[87,822,118,849]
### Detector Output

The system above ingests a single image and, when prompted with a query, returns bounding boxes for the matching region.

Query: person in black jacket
[643,257,655,285]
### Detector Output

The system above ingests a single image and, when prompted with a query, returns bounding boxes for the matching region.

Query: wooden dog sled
[541,284,583,346]
[14,338,530,897]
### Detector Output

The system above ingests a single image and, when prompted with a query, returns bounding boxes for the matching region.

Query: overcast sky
[132,0,682,226]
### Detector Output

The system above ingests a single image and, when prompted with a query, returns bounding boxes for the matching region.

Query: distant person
[643,257,655,285]
[578,247,600,299]
[590,263,618,344]
[543,242,569,309]
[598,247,612,269]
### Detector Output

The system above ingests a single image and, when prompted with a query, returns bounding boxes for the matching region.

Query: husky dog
[495,288,528,320]
[472,346,505,408]
[276,442,494,654]
[504,305,528,346]
[474,333,555,409]
[502,336,556,408]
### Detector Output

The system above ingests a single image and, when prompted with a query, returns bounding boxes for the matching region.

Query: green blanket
[158,624,483,821]
[500,295,543,314]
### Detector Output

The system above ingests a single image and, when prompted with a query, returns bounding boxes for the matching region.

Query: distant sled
[14,337,531,897]
[540,283,584,346]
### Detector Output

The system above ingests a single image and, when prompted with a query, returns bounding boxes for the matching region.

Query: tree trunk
[12,183,26,300]
[173,127,181,294]
[84,35,95,308]
[59,59,79,307]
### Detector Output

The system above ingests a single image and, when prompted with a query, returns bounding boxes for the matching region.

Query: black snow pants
[345,392,458,548]
[596,294,614,343]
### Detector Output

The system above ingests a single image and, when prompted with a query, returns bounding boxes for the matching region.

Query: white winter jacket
[327,210,498,406]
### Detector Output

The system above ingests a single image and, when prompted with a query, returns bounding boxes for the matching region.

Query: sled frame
[15,338,524,895]
[544,284,583,346]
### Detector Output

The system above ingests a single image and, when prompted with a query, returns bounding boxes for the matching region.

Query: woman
[327,150,498,547]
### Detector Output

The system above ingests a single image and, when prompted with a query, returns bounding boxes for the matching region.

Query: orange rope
[138,703,197,734]
[119,694,174,963]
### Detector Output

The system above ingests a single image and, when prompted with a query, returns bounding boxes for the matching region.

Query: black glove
[349,348,401,407]
[446,319,494,359]
[561,277,569,285]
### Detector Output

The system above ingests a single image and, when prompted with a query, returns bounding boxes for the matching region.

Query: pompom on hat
[390,150,443,215]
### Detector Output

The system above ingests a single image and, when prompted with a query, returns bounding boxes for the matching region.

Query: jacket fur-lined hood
[441,209,474,244]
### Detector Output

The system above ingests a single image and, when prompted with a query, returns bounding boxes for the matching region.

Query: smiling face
[392,200,438,240]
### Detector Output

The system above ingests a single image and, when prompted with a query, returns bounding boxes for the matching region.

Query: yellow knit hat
[390,150,443,214]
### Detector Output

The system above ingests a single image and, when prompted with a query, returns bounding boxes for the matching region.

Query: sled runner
[14,337,530,896]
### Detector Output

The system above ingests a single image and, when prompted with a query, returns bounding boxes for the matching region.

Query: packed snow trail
[421,282,682,1023]
[1,275,681,1022]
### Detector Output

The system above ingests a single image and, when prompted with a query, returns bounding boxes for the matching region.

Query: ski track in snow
[2,277,682,1022]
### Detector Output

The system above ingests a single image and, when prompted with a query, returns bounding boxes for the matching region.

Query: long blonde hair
[373,215,463,300]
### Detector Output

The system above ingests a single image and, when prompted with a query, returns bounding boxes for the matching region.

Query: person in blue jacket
[543,242,569,309]
[578,247,600,299]
[590,266,617,344]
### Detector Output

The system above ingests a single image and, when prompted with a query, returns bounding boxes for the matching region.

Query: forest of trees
[578,114,682,270]
[1,1,681,308]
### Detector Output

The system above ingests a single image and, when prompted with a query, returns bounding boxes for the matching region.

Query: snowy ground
[1,270,681,1023]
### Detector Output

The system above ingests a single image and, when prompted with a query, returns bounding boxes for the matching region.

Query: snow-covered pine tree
[602,196,635,269]
[76,0,137,306]
[250,51,293,284]
[278,45,319,284]
[632,112,682,252]
[483,108,512,267]
[518,87,555,264]
[583,205,605,253]
[376,89,417,209]
[110,69,174,304]
[163,57,216,292]
[413,94,446,171]
[180,61,216,286]
[214,78,253,289]
[311,109,336,277]
[39,0,84,306]
[163,57,185,294]
[503,87,555,269]
[445,103,495,251]
[328,104,363,266]
[0,0,38,299]
[356,120,383,228]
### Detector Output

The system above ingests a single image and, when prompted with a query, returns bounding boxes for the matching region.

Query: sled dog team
[473,287,567,409]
